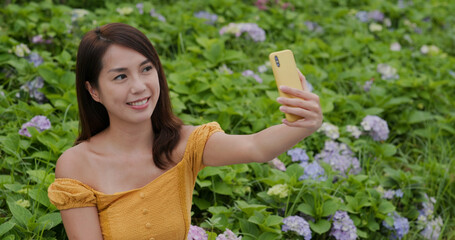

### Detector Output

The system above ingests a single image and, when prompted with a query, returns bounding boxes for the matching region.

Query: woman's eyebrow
[107,59,151,73]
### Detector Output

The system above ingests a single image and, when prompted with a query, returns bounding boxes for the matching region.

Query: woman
[47,22,322,240]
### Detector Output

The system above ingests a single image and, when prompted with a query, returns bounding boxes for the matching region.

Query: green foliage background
[0,0,454,239]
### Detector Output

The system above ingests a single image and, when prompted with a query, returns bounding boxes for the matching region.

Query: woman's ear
[85,81,100,102]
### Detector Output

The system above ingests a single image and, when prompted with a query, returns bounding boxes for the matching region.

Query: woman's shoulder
[55,142,91,180]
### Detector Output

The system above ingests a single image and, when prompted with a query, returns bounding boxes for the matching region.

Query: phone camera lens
[274,56,280,67]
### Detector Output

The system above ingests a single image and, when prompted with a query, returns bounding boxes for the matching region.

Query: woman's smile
[127,97,151,109]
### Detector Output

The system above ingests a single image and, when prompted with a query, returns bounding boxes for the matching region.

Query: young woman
[47,23,322,240]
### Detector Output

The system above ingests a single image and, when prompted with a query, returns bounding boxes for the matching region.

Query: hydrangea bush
[0,0,454,239]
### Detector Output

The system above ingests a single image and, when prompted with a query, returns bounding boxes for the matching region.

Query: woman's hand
[276,69,323,134]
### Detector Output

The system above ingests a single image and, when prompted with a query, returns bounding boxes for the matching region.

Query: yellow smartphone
[269,49,303,122]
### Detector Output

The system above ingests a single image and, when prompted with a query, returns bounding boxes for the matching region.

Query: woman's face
[86,44,160,126]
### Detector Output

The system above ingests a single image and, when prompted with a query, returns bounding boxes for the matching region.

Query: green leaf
[297,203,315,217]
[258,232,280,240]
[378,201,395,214]
[408,110,435,124]
[28,188,51,208]
[38,66,59,85]
[7,200,33,228]
[265,215,283,227]
[321,200,339,217]
[27,170,54,186]
[36,212,61,230]
[378,143,397,157]
[239,219,260,237]
[212,181,233,196]
[309,219,331,234]
[0,221,16,237]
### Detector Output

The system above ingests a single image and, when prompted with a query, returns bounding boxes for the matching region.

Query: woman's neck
[99,119,154,155]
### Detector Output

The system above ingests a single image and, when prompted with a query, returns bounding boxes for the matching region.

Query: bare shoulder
[55,143,89,180]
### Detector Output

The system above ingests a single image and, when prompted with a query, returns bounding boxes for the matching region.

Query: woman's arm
[203,70,322,166]
[55,150,104,240]
[60,207,104,240]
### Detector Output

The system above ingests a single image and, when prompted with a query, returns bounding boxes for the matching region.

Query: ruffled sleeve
[186,122,224,176]
[47,178,97,210]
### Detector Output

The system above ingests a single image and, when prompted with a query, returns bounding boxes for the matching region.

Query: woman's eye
[114,74,127,80]
[143,66,153,72]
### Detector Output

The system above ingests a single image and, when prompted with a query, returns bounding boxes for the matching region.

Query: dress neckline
[54,125,198,196]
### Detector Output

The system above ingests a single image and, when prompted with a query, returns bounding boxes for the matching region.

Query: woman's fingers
[297,69,310,92]
[277,97,320,112]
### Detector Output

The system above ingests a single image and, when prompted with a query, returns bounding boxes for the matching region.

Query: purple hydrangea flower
[269,158,286,171]
[330,211,357,240]
[304,21,323,33]
[219,23,266,42]
[32,35,44,44]
[361,115,389,141]
[363,79,374,92]
[287,148,309,162]
[368,10,384,22]
[150,9,166,22]
[19,77,46,103]
[315,141,361,176]
[136,3,144,14]
[194,11,218,25]
[216,228,242,240]
[383,212,409,239]
[19,115,51,137]
[299,161,326,181]
[27,52,44,67]
[187,225,208,240]
[242,70,262,83]
[282,216,312,240]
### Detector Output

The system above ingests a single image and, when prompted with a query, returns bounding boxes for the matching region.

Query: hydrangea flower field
[1,0,454,239]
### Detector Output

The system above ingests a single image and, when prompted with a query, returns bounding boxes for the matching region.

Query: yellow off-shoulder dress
[47,122,223,240]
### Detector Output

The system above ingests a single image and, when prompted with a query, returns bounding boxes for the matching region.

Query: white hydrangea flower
[267,184,289,198]
[369,23,383,32]
[318,122,340,139]
[390,42,401,51]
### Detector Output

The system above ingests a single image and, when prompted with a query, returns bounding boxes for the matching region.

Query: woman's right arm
[55,148,104,240]
[60,207,103,240]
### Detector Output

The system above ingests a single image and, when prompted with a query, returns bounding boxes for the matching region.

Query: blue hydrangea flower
[383,212,409,239]
[282,216,312,240]
[419,215,442,240]
[330,211,357,240]
[355,11,369,22]
[315,141,361,176]
[287,148,309,162]
[299,161,326,181]
[194,11,218,25]
[19,115,51,137]
[361,115,390,141]
[395,189,404,198]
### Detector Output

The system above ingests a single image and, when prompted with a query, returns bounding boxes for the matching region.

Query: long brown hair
[75,23,183,169]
